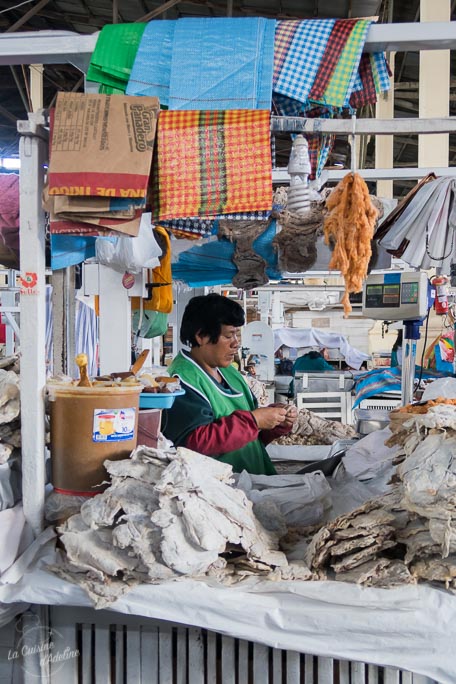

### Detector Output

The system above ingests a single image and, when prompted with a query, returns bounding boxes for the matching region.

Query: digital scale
[362,271,430,321]
[362,271,434,406]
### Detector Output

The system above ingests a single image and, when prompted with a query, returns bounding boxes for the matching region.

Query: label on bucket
[93,407,136,442]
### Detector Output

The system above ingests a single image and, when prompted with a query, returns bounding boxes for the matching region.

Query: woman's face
[196,324,241,368]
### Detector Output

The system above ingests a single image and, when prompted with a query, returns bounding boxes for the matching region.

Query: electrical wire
[0,0,36,14]
[416,307,431,389]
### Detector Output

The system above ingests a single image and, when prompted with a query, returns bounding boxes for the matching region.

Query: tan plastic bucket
[48,384,143,494]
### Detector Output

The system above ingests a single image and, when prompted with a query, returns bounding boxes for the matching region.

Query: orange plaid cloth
[152,110,272,220]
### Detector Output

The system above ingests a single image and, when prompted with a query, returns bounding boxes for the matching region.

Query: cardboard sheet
[0,537,454,683]
[48,93,159,199]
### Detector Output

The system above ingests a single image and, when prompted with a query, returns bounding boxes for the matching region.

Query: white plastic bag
[421,376,456,401]
[95,212,162,274]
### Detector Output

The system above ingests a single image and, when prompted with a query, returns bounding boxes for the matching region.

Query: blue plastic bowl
[139,389,185,409]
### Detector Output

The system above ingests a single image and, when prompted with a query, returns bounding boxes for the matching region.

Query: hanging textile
[152,110,272,221]
[158,218,217,240]
[126,20,176,105]
[273,18,389,116]
[87,23,147,93]
[349,53,378,108]
[172,220,281,287]
[168,17,275,110]
[322,19,372,108]
[50,235,97,270]
[0,174,19,269]
[424,331,454,372]
[131,226,173,314]
[309,19,358,101]
[273,19,335,106]
[75,298,99,378]
[377,176,456,272]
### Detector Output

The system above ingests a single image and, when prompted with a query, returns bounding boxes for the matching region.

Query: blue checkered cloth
[274,19,335,105]
[126,20,175,106]
[168,17,276,110]
[372,52,391,92]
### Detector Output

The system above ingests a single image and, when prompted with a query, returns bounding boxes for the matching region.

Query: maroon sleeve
[259,421,293,447]
[184,410,259,456]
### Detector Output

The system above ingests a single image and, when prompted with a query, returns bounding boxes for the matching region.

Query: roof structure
[0,0,453,196]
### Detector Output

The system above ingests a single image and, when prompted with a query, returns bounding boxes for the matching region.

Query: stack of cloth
[87,23,147,94]
[127,17,276,111]
[45,92,160,268]
[376,175,456,272]
[273,18,390,116]
[152,109,273,222]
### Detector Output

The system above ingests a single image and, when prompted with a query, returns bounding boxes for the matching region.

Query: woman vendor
[162,293,297,474]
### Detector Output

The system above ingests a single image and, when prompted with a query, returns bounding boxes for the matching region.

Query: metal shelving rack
[2,21,456,682]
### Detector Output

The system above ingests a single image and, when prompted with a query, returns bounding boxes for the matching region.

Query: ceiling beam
[5,0,52,33]
[2,20,456,68]
[0,104,19,125]
[271,116,456,135]
[272,166,456,183]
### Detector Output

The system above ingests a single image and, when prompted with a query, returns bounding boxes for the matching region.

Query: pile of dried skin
[54,446,313,608]
[273,407,356,446]
[294,402,456,590]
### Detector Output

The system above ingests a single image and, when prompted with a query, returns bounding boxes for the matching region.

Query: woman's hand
[283,404,298,428]
[252,406,288,430]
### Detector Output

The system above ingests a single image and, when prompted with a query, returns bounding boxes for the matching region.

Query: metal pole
[401,321,420,406]
[18,112,48,536]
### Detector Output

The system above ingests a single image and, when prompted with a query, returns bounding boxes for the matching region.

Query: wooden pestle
[75,353,92,387]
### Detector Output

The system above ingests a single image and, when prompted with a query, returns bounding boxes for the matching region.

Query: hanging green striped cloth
[322,19,372,108]
[87,23,147,93]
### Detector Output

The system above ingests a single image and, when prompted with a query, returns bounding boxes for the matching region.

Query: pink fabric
[0,174,19,254]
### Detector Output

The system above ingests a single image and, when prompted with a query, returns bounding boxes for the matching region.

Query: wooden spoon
[109,350,151,381]
[130,349,150,375]
[75,353,92,387]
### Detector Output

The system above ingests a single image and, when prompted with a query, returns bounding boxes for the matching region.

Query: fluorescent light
[1,158,20,170]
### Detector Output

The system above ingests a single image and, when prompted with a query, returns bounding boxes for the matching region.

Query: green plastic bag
[87,23,147,92]
[132,309,168,339]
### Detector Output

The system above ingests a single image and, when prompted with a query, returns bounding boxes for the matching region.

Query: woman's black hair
[306,351,323,359]
[180,293,245,347]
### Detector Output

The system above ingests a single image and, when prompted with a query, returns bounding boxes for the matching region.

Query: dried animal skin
[104,458,165,484]
[0,442,13,464]
[335,558,413,587]
[153,510,222,575]
[398,433,456,510]
[330,539,396,573]
[177,492,243,551]
[80,478,159,528]
[273,407,356,446]
[335,557,391,584]
[329,531,394,558]
[428,518,456,559]
[323,172,378,316]
[0,370,20,424]
[59,516,141,577]
[410,555,456,585]
[402,530,441,565]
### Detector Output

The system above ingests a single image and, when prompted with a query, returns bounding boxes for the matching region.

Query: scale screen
[362,272,429,320]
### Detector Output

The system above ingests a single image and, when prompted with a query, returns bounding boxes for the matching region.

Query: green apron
[169,352,276,475]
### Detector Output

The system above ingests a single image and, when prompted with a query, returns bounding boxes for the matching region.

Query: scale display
[362,272,429,320]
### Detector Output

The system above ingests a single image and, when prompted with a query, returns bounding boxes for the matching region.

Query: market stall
[2,16,456,684]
